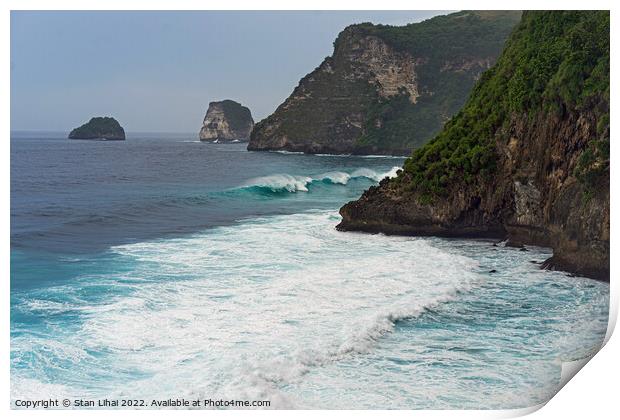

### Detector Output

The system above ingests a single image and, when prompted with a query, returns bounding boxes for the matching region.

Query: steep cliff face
[199,100,254,142]
[338,11,610,280]
[249,11,521,155]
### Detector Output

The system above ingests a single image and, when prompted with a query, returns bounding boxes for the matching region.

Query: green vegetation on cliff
[68,117,125,140]
[358,11,523,60]
[250,10,521,155]
[217,100,253,132]
[357,11,522,151]
[401,11,609,200]
[338,10,610,280]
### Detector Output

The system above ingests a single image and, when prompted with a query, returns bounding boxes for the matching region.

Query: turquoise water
[11,132,609,409]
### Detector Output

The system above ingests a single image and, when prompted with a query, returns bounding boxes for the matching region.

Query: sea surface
[11,132,609,409]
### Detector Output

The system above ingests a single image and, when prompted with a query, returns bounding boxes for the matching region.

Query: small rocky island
[68,117,125,140]
[199,100,254,142]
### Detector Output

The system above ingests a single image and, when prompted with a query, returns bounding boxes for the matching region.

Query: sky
[11,11,448,133]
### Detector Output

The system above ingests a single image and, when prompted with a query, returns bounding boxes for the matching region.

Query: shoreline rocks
[337,11,610,281]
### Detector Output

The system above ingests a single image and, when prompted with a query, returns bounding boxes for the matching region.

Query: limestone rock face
[199,100,254,142]
[249,11,521,155]
[68,117,125,140]
[345,35,420,103]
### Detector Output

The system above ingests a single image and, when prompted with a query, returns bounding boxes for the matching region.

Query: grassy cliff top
[335,11,522,61]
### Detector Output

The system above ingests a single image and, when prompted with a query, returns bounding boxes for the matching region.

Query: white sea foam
[11,211,479,407]
[11,210,609,409]
[271,150,305,155]
[359,154,409,159]
[11,377,73,403]
[19,299,75,314]
[315,171,350,185]
[241,174,314,192]
[271,152,405,159]
[240,167,400,193]
[351,166,400,181]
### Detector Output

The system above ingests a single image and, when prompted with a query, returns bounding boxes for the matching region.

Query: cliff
[199,100,254,142]
[338,11,610,281]
[68,117,125,140]
[248,11,521,155]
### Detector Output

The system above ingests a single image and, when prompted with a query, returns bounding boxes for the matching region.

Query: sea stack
[68,117,125,140]
[248,11,521,155]
[199,100,254,142]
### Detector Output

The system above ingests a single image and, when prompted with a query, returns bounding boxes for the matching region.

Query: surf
[11,208,608,408]
[232,166,401,194]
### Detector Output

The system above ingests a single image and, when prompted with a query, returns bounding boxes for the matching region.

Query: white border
[3,1,617,419]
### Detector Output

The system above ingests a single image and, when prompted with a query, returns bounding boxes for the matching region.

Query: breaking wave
[235,167,401,194]
[11,209,609,408]
[11,210,479,407]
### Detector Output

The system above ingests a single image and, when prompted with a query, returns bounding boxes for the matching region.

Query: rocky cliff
[248,11,521,155]
[68,117,125,140]
[199,100,254,142]
[338,11,610,281]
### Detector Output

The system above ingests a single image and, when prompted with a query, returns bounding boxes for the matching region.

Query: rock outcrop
[68,117,125,140]
[199,100,254,142]
[338,11,610,281]
[249,11,521,155]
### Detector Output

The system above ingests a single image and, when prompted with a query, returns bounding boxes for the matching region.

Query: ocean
[10,132,609,409]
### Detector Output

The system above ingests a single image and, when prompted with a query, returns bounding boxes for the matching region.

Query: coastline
[336,219,609,282]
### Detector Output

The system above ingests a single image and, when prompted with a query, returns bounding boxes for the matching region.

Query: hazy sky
[11,11,448,133]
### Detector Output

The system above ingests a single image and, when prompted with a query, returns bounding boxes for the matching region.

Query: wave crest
[238,167,400,194]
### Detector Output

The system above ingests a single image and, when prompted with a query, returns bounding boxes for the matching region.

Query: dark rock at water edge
[68,117,125,140]
[338,11,610,281]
